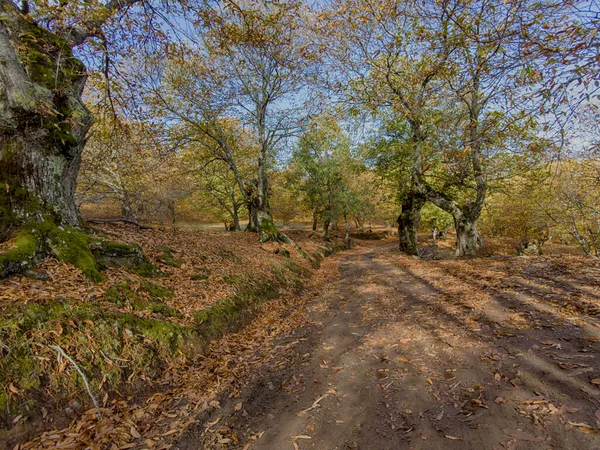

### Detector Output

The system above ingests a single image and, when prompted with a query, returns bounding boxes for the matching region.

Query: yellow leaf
[445,435,463,440]
[130,426,142,439]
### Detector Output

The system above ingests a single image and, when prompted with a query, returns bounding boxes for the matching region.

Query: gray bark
[0,1,92,234]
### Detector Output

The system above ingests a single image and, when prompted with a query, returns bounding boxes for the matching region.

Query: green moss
[0,230,40,278]
[191,268,211,281]
[0,297,198,423]
[0,391,7,415]
[194,261,306,341]
[158,247,181,267]
[217,248,245,264]
[140,280,173,299]
[47,225,102,282]
[104,282,140,308]
[17,19,85,91]
[92,241,160,277]
[223,274,246,285]
[104,280,176,316]
[147,301,181,318]
[259,219,281,243]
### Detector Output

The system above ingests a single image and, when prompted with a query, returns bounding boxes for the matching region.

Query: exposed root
[0,220,157,281]
[85,218,153,230]
[50,345,103,420]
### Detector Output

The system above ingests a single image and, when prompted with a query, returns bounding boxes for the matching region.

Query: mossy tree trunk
[0,1,154,280]
[0,1,92,236]
[397,191,425,256]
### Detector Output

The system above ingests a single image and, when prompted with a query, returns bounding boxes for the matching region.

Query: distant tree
[143,0,313,242]
[290,115,375,243]
[420,203,453,246]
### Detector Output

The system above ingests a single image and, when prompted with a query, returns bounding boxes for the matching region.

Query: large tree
[323,0,450,255]
[0,0,195,277]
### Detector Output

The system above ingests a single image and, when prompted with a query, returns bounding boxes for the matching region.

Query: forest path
[176,241,600,450]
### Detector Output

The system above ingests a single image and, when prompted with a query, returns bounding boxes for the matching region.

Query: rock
[23,269,50,281]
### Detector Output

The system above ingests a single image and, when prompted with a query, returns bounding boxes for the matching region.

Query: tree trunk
[331,222,338,231]
[344,213,350,247]
[323,219,331,239]
[119,193,136,221]
[454,215,481,257]
[232,202,241,231]
[312,212,318,231]
[397,192,425,256]
[432,227,438,247]
[0,2,92,236]
[244,180,259,232]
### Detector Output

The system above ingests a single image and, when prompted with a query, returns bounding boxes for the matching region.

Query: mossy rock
[0,230,40,278]
[92,241,159,277]
[47,225,102,281]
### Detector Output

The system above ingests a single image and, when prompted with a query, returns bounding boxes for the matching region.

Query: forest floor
[175,239,600,450]
[4,233,600,449]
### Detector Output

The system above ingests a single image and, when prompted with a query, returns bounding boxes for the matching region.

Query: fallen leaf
[130,426,142,439]
[495,397,505,404]
[591,378,600,386]
[235,402,243,411]
[568,422,598,434]
[445,435,463,440]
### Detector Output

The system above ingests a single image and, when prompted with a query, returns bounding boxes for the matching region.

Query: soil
[175,240,600,450]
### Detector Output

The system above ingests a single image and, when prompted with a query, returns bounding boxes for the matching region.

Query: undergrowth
[0,238,341,426]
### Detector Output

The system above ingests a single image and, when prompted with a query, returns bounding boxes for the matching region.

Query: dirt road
[176,241,600,450]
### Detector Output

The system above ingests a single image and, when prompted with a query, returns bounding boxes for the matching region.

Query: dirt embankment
[0,225,345,449]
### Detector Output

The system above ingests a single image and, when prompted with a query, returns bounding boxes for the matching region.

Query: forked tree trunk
[397,192,425,256]
[0,2,92,235]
